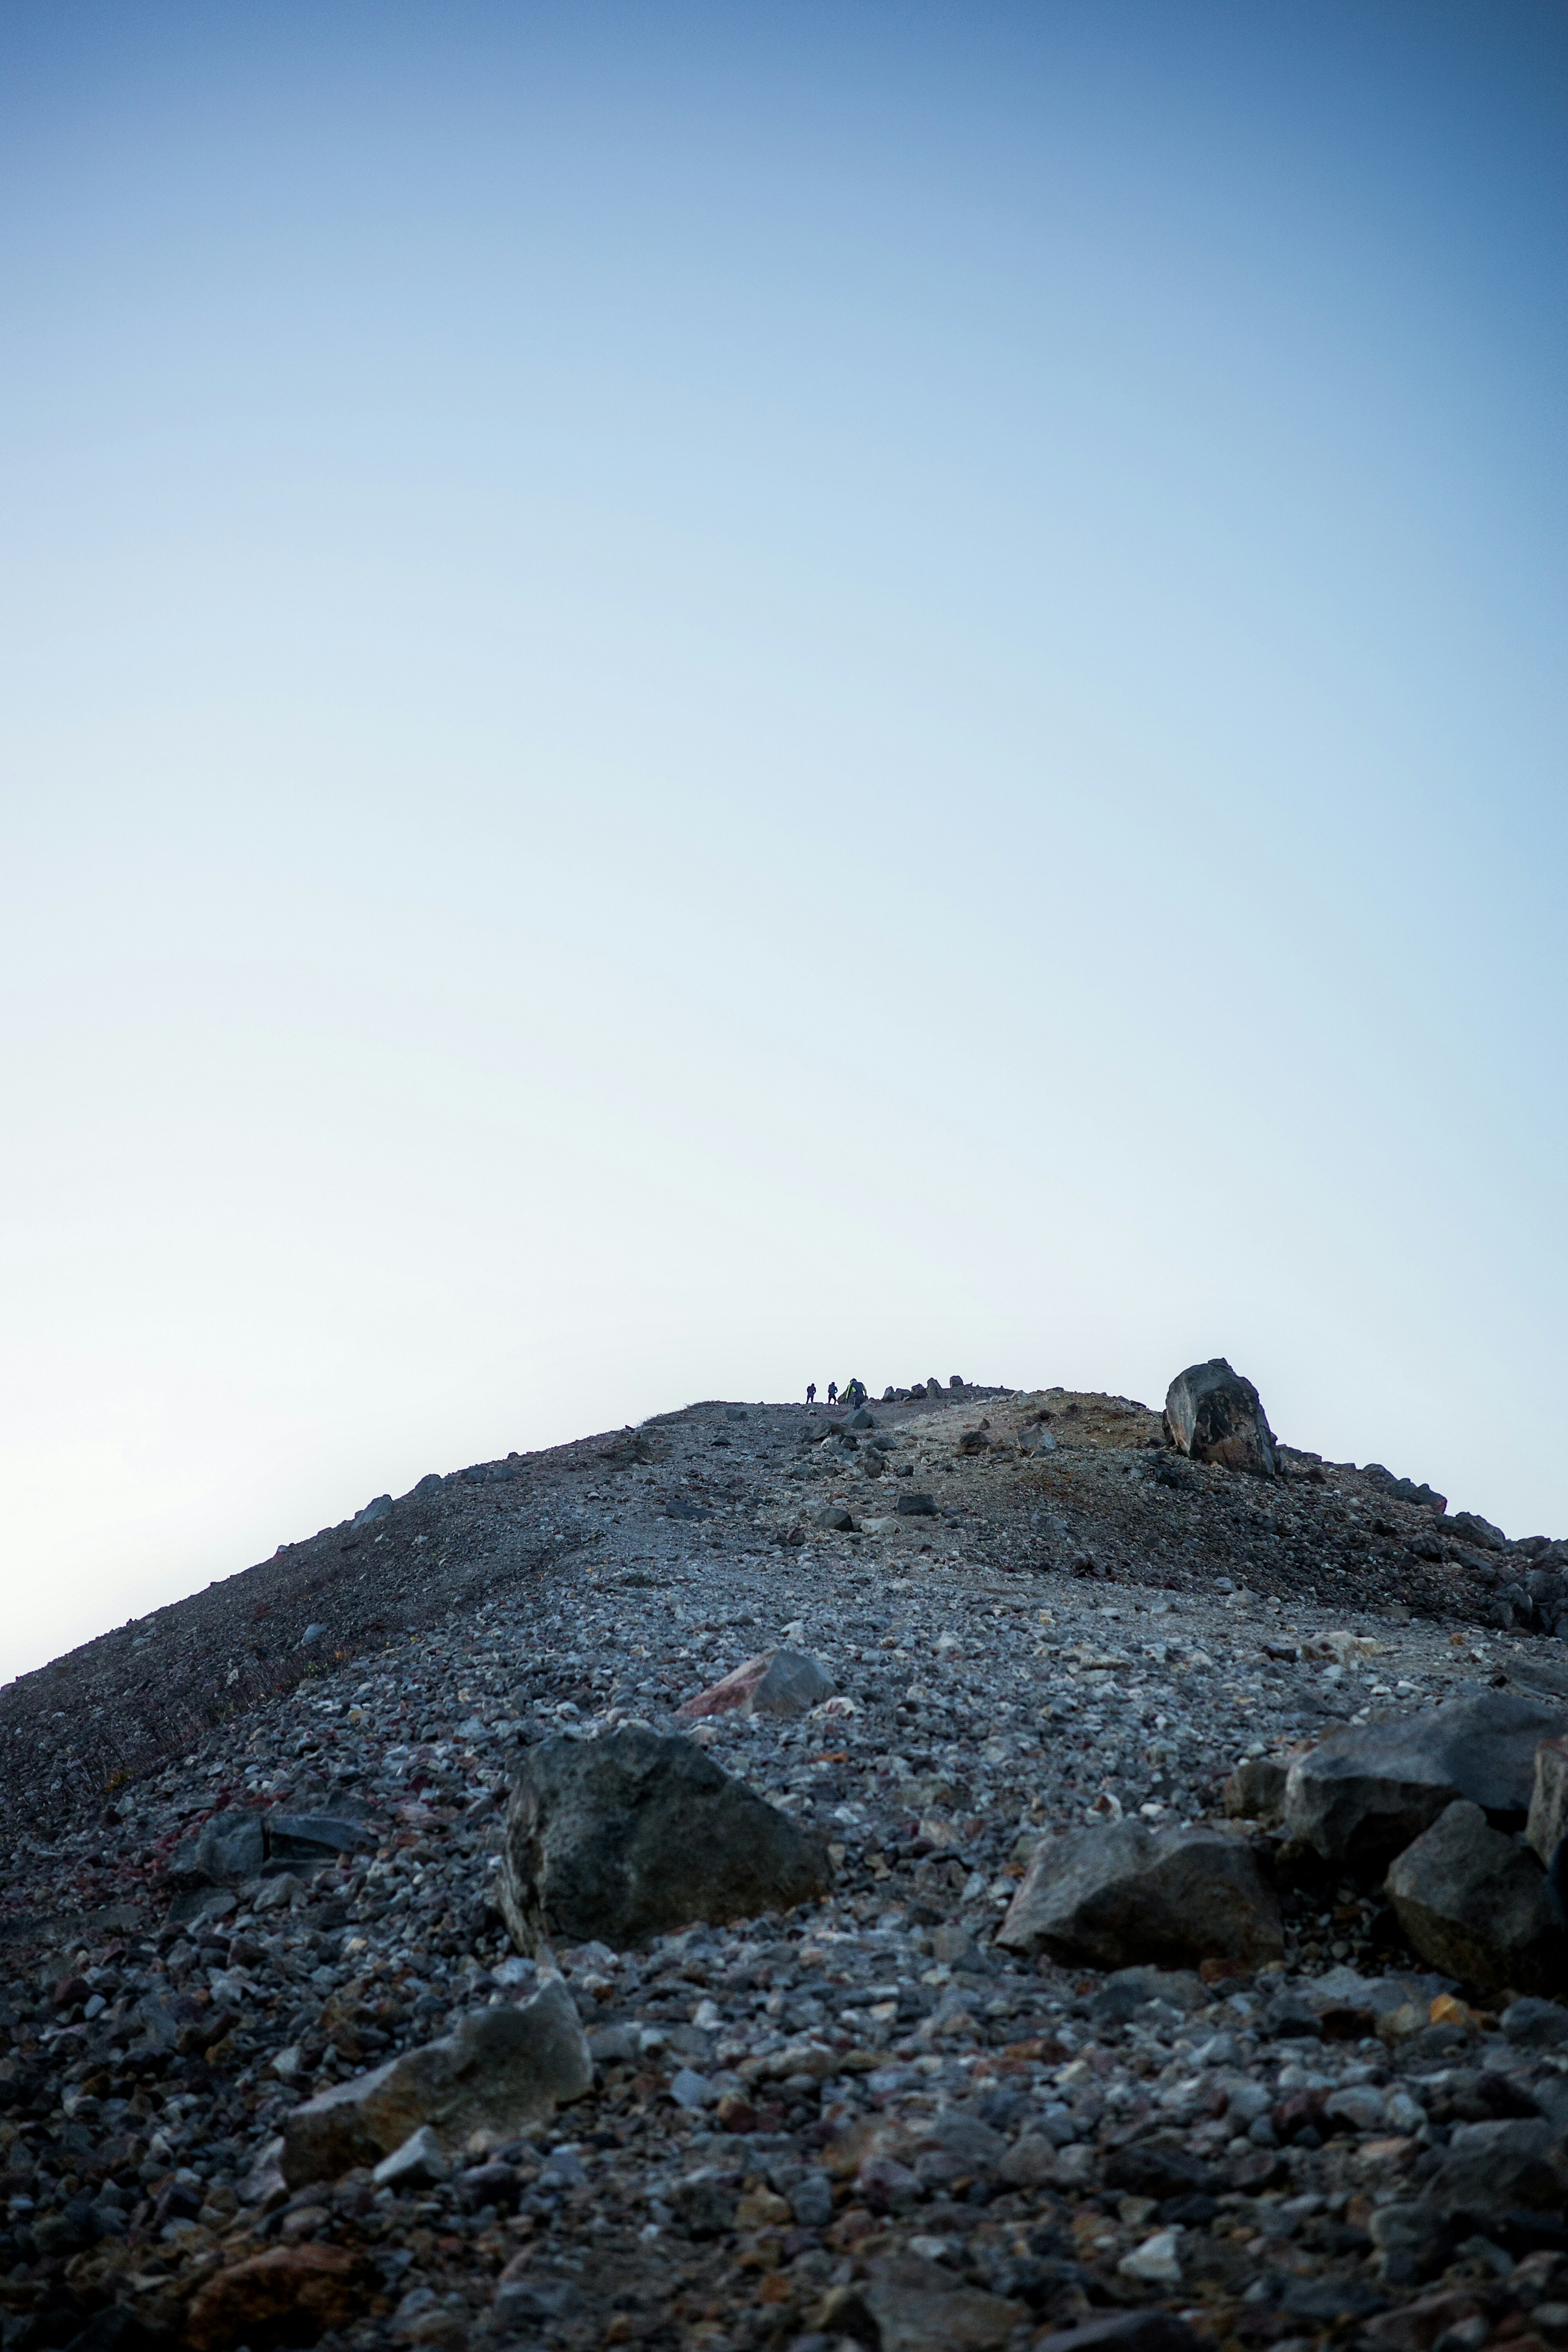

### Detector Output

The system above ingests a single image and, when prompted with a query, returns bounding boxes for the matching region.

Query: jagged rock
[1363,1464,1448,1512]
[1451,1510,1508,1552]
[497,1726,832,1955]
[809,1503,857,1532]
[677,1648,833,1721]
[1503,1997,1568,2050]
[185,2245,367,2352]
[1163,1359,1277,1476]
[1424,2117,1568,2234]
[1118,2229,1183,2285]
[895,1491,937,1517]
[280,1979,591,2184]
[193,1812,265,1883]
[1284,1691,1568,1867]
[1528,1734,1568,1865]
[1384,1801,1566,1994]
[994,1820,1283,1969]
[372,2125,448,2188]
[1225,1755,1291,1824]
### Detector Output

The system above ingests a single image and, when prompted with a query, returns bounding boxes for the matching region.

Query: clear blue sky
[3,2,1565,1681]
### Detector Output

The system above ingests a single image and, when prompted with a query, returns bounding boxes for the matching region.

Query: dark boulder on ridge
[1163,1359,1278,1476]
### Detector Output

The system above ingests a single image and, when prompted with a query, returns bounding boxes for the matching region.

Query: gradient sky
[3,2,1565,1684]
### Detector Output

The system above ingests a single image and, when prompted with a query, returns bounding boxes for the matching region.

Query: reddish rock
[677,1647,833,1720]
[185,2244,366,2351]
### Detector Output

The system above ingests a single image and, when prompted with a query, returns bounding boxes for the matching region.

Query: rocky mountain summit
[2,1366,1567,2352]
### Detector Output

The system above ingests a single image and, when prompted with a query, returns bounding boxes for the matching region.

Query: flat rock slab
[824,2254,1024,2352]
[1385,1800,1566,1994]
[280,1978,591,2185]
[498,1724,832,1954]
[1285,1691,1568,1867]
[677,1646,833,1721]
[995,1820,1283,1969]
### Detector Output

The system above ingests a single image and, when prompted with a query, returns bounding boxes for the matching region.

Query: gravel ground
[2,1385,1566,2352]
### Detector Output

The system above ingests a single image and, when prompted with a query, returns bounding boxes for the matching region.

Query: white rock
[373,2125,448,2188]
[1118,2228,1183,2284]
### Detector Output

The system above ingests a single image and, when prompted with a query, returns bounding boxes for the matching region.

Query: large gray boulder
[1284,1691,1568,1868]
[1385,1800,1566,1994]
[1163,1360,1277,1476]
[995,1820,1283,1970]
[280,1979,591,2185]
[498,1726,833,1955]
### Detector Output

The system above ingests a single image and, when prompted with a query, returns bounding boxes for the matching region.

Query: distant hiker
[806,1382,817,1404]
[843,1377,867,1410]
[827,1381,837,1405]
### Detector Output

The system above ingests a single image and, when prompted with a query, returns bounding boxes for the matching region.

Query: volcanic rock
[280,1978,591,2184]
[1284,1691,1568,1867]
[995,1820,1283,1969]
[497,1724,832,1954]
[1384,1800,1566,1993]
[823,2252,1024,2352]
[677,1646,833,1720]
[1163,1359,1277,1476]
[185,2244,367,2352]
[1424,2118,1568,2235]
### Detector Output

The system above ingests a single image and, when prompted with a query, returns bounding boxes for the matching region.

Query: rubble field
[2,1378,1566,2352]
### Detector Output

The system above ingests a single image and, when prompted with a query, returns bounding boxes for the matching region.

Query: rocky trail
[2,1367,1568,2352]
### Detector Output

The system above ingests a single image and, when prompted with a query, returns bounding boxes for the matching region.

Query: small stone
[668,2067,714,2109]
[1325,2085,1387,2132]
[1503,1997,1568,2050]
[896,1492,938,1517]
[372,2125,448,2189]
[1118,2229,1183,2285]
[1225,1755,1291,1824]
[811,1502,857,1532]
